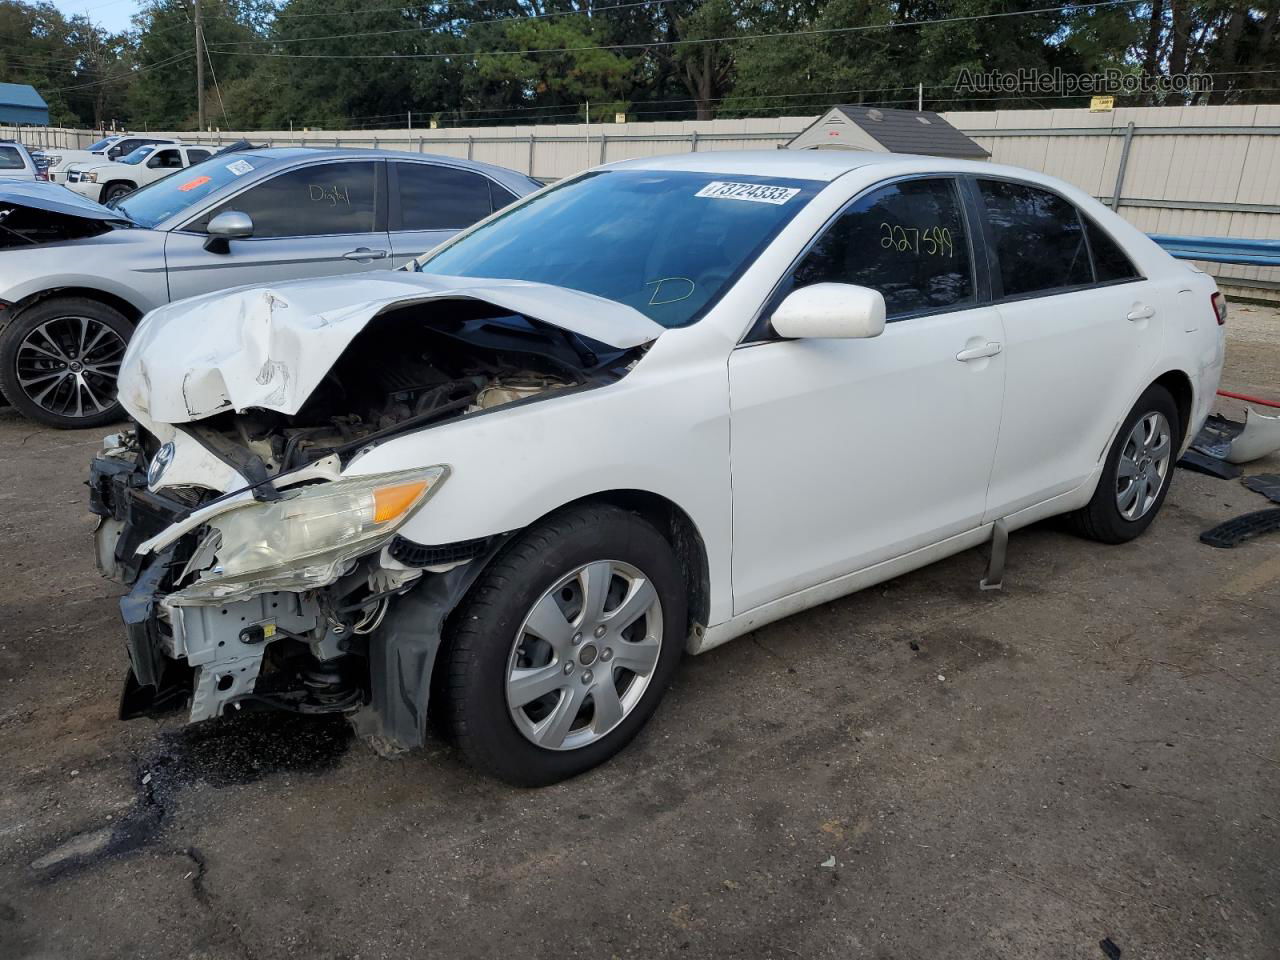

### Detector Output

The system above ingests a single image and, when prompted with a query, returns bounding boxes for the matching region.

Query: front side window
[792,178,975,319]
[395,162,493,231]
[0,146,25,170]
[108,139,144,159]
[202,161,379,238]
[147,149,183,170]
[979,179,1092,298]
[419,170,822,328]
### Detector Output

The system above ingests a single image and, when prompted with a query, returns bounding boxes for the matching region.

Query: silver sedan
[0,147,539,428]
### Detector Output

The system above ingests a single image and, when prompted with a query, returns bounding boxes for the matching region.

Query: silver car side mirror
[203,211,254,254]
[771,282,887,340]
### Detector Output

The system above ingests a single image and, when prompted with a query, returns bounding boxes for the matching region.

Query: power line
[211,0,681,46]
[205,0,1146,60]
[42,51,195,94]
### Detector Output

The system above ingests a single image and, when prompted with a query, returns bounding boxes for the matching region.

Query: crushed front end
[89,429,463,743]
[89,274,659,752]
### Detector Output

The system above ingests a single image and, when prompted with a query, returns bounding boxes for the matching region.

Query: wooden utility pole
[194,0,206,130]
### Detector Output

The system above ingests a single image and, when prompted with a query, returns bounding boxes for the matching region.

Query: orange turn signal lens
[372,480,430,524]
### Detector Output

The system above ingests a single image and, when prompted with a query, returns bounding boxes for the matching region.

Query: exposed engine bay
[0,203,114,248]
[92,293,650,749]
[178,301,623,480]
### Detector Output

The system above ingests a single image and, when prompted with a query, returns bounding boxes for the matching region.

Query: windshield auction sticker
[694,181,800,205]
[226,159,254,176]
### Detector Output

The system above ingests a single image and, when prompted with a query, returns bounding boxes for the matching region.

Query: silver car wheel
[1115,411,1173,521]
[506,559,663,752]
[15,316,126,420]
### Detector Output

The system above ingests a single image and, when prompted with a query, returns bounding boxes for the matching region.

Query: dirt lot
[1,304,1277,960]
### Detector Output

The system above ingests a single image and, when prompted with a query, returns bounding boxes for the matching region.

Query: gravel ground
[0,302,1276,960]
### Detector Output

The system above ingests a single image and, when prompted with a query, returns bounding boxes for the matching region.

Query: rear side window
[395,162,493,230]
[209,161,379,238]
[0,146,25,170]
[187,149,212,163]
[791,177,975,319]
[1084,218,1139,283]
[979,179,1092,297]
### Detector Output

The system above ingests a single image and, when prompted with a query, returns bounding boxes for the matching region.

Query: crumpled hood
[0,180,130,223]
[118,271,664,426]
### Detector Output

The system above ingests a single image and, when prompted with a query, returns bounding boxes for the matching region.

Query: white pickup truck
[64,143,214,204]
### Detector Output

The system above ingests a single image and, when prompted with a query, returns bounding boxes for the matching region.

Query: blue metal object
[1150,234,1280,266]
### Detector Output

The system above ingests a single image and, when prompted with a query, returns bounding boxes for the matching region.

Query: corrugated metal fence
[8,105,1279,300]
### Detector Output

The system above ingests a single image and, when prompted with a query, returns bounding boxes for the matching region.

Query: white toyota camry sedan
[92,151,1226,785]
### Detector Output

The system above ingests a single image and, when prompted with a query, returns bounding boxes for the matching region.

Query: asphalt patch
[30,711,352,881]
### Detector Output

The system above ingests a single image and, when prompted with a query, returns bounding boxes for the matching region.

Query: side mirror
[771,283,886,340]
[203,211,254,254]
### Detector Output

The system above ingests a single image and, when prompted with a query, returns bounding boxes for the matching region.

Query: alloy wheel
[1115,411,1172,521]
[505,559,663,751]
[15,316,126,420]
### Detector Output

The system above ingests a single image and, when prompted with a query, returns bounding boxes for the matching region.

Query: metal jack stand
[980,519,1008,591]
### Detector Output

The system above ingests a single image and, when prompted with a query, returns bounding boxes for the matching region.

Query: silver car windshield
[113,153,268,227]
[418,170,823,328]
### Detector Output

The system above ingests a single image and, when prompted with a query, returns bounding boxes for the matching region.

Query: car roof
[605,149,1041,185]
[228,146,537,184]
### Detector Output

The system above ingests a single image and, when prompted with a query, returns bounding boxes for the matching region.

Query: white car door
[728,176,1006,613]
[164,159,395,302]
[974,178,1162,520]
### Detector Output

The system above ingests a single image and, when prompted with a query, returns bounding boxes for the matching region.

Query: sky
[48,0,144,34]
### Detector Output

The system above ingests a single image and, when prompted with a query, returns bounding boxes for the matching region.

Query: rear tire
[441,503,686,786]
[0,297,131,429]
[1067,384,1181,544]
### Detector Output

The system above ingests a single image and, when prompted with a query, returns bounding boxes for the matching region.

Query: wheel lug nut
[593,625,606,639]
[601,648,613,662]
[563,661,574,675]
[581,670,593,684]
[572,632,582,645]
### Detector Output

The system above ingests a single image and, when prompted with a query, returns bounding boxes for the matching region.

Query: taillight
[1211,291,1227,326]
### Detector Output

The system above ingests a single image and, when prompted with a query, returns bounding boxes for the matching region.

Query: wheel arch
[100,179,137,200]
[1152,368,1194,444]
[8,287,144,328]
[561,489,712,641]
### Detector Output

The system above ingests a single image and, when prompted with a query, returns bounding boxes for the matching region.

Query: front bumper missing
[90,448,505,751]
[92,451,331,724]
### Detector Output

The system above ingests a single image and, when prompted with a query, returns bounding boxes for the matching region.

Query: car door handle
[1127,303,1155,321]
[955,341,1003,362]
[343,247,388,261]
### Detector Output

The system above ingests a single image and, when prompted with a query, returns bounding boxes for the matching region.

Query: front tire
[1067,384,1180,544]
[0,297,131,429]
[101,182,134,203]
[441,503,687,786]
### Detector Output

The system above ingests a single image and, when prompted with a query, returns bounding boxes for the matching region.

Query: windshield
[418,170,822,328]
[114,152,267,227]
[87,138,115,152]
[119,146,154,165]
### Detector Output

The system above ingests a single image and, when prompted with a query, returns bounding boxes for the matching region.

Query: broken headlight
[169,466,448,604]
